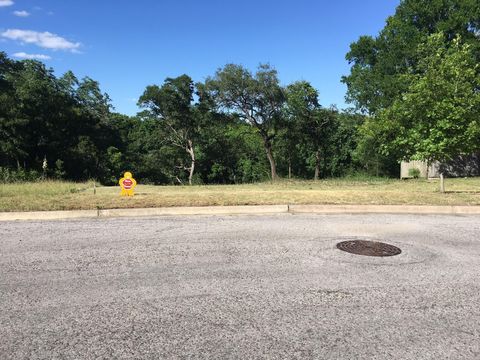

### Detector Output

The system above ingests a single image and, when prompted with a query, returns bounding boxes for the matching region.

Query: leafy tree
[8,60,77,173]
[0,52,27,169]
[0,54,116,181]
[76,77,112,120]
[129,118,181,184]
[275,122,300,179]
[323,112,364,177]
[218,121,268,183]
[138,75,200,185]
[284,81,338,180]
[377,33,480,165]
[281,81,316,179]
[343,0,480,115]
[353,115,400,177]
[204,64,285,180]
[97,113,140,184]
[343,0,480,177]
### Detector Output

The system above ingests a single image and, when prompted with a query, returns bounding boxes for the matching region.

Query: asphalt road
[1,214,479,359]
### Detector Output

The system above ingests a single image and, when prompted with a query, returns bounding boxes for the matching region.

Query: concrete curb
[0,205,288,221]
[288,205,480,215]
[98,205,288,218]
[1,204,480,221]
[0,210,98,221]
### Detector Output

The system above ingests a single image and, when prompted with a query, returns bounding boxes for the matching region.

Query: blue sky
[1,0,400,115]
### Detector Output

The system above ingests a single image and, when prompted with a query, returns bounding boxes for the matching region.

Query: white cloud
[1,29,81,52]
[13,52,51,60]
[0,0,14,7]
[13,10,30,17]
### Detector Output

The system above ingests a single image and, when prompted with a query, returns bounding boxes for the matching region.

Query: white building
[400,161,440,179]
[401,153,480,179]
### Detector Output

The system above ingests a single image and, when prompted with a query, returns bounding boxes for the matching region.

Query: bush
[408,168,421,179]
[0,167,41,183]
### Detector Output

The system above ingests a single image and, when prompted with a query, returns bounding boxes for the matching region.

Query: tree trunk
[288,157,292,179]
[264,140,277,181]
[186,140,195,186]
[440,172,445,193]
[314,149,320,181]
[188,158,195,186]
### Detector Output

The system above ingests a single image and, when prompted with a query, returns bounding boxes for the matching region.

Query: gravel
[1,214,479,359]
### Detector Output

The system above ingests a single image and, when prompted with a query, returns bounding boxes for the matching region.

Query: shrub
[0,167,41,183]
[408,168,421,179]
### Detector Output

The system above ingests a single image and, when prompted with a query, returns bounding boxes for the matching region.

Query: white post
[440,173,445,193]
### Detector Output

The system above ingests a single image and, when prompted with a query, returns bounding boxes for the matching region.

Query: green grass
[1,177,480,212]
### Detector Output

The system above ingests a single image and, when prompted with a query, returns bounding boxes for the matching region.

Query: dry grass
[1,177,480,212]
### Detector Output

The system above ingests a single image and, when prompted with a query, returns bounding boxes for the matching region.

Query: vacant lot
[1,177,480,212]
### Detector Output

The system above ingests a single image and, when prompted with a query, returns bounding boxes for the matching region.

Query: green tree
[343,0,480,177]
[0,54,115,181]
[284,81,340,180]
[0,52,27,169]
[126,116,180,185]
[324,112,364,177]
[138,75,200,185]
[353,115,399,177]
[343,0,480,115]
[378,33,480,166]
[205,64,285,181]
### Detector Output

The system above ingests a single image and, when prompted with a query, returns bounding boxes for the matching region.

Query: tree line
[1,0,479,184]
[0,55,365,184]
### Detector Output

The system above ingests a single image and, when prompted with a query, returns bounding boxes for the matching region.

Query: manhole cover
[336,240,401,257]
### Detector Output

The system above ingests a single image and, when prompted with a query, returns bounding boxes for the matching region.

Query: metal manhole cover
[336,240,401,257]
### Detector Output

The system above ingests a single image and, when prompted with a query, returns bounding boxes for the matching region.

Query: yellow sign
[119,172,137,196]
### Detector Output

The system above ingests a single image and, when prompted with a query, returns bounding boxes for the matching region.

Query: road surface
[1,214,479,359]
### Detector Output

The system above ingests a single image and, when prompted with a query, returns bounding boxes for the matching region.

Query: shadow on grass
[444,190,480,194]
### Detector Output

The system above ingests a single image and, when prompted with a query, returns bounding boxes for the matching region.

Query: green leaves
[205,63,285,128]
[377,33,480,162]
[343,0,480,115]
[0,54,117,181]
[204,63,285,180]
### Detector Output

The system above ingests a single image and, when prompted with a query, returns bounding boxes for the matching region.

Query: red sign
[122,178,133,189]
